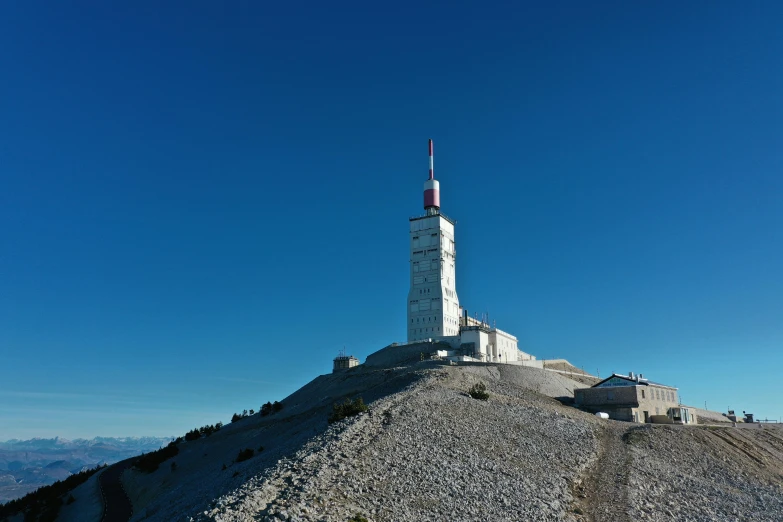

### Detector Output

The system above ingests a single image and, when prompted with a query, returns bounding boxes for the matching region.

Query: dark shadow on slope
[124,362,437,520]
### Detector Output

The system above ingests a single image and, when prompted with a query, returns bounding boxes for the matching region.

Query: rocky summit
[24,361,783,522]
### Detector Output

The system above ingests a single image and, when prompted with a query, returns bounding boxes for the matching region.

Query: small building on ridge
[574,372,696,424]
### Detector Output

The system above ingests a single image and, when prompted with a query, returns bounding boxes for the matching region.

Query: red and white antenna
[428,139,434,180]
[423,139,440,212]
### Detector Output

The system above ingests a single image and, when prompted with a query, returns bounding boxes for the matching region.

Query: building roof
[333,355,359,362]
[409,212,456,225]
[591,374,677,390]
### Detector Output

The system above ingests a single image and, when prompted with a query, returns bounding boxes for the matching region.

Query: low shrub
[260,400,283,416]
[236,448,255,462]
[328,397,368,424]
[349,514,369,522]
[200,422,222,437]
[135,441,180,473]
[468,382,489,401]
[185,422,222,441]
[232,409,254,422]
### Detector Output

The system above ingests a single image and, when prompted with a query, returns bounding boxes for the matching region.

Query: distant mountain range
[0,436,172,504]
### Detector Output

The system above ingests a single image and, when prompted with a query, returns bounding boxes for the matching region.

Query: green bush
[328,397,368,424]
[468,382,489,401]
[259,400,283,417]
[236,448,254,462]
[134,441,180,473]
[186,422,222,440]
[349,514,369,522]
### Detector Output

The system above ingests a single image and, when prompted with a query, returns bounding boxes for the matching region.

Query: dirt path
[573,422,632,522]
[99,459,135,522]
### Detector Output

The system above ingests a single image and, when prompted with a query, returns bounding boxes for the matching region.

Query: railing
[409,211,455,223]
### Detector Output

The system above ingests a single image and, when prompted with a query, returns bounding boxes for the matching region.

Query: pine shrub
[328,397,368,424]
[236,448,255,462]
[468,382,489,401]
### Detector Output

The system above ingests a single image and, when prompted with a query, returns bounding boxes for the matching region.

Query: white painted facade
[458,328,490,359]
[407,214,460,341]
[489,328,520,363]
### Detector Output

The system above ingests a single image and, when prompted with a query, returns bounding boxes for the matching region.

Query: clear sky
[1,2,781,440]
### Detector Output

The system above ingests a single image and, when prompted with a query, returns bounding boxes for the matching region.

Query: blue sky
[1,2,781,439]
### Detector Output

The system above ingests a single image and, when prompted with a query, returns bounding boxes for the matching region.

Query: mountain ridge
[0,436,172,505]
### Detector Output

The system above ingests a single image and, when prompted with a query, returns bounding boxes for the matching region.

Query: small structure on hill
[333,352,359,373]
[574,372,696,424]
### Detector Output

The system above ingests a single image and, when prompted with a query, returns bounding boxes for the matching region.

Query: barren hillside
[42,361,783,522]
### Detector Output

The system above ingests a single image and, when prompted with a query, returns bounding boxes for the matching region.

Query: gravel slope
[73,361,783,522]
[199,365,599,522]
[56,469,104,522]
[626,425,783,521]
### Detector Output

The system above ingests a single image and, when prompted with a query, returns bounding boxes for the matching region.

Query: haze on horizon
[2,2,782,440]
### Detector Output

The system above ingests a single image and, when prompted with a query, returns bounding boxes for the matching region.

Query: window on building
[641,390,645,399]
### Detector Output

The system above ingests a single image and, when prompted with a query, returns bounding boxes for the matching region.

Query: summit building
[405,140,535,365]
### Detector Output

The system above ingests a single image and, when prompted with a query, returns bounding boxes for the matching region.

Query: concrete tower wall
[407,214,460,341]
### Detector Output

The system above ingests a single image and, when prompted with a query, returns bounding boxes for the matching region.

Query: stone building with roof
[574,372,696,424]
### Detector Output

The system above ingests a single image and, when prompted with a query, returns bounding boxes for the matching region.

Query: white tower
[407,140,460,342]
